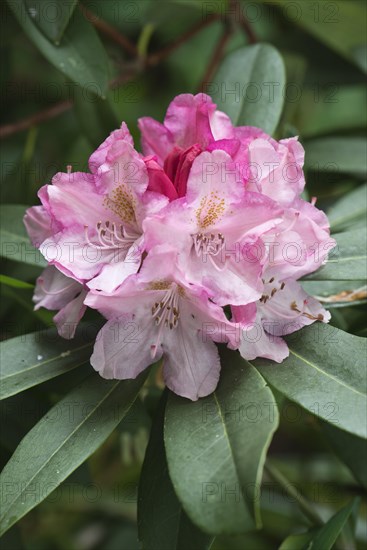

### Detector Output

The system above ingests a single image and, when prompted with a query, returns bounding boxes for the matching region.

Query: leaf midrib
[0,379,123,522]
[287,348,365,397]
[1,341,93,380]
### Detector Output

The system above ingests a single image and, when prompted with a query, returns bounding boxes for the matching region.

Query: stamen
[150,285,181,331]
[84,221,136,250]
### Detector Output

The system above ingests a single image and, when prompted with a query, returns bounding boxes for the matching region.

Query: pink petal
[53,289,88,339]
[24,205,53,247]
[144,156,178,201]
[33,266,83,311]
[138,117,174,163]
[88,122,134,174]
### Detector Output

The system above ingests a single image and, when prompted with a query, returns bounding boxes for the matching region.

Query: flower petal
[53,289,88,339]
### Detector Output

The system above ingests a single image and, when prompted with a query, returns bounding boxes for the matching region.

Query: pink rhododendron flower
[25,93,335,401]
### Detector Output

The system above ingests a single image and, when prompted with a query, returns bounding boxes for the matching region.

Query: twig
[146,13,220,67]
[198,27,232,92]
[81,6,137,57]
[232,0,257,44]
[0,13,221,139]
[0,100,72,140]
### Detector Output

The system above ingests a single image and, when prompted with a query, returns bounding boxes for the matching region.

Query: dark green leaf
[24,0,79,44]
[311,498,360,550]
[268,0,366,72]
[138,392,214,550]
[0,324,99,400]
[7,0,109,96]
[304,229,367,281]
[328,183,367,232]
[305,137,367,177]
[165,348,279,535]
[0,371,148,536]
[321,421,367,488]
[253,325,367,438]
[0,205,46,267]
[277,52,307,135]
[298,86,367,138]
[211,44,286,135]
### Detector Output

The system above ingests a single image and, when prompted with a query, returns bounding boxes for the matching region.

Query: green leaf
[310,498,360,550]
[0,371,148,536]
[321,421,367,488]
[0,324,100,400]
[253,325,367,438]
[268,0,366,72]
[304,137,367,177]
[74,88,119,149]
[279,529,315,549]
[279,496,360,550]
[328,183,367,232]
[164,348,279,535]
[301,279,367,309]
[277,52,307,135]
[7,0,109,97]
[211,44,286,135]
[304,229,367,281]
[138,392,214,550]
[24,0,79,44]
[298,86,367,138]
[0,205,46,267]
[0,274,33,289]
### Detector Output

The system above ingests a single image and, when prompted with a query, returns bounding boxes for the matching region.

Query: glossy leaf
[0,205,46,267]
[165,348,279,535]
[24,0,79,44]
[322,421,367,488]
[253,324,367,438]
[268,0,366,72]
[305,137,367,176]
[304,229,367,281]
[7,0,109,97]
[298,86,367,138]
[0,371,148,536]
[211,44,286,135]
[138,392,214,550]
[0,324,99,400]
[328,183,367,232]
[311,498,360,550]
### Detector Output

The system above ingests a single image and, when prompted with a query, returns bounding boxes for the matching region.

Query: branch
[198,27,232,92]
[146,13,220,67]
[0,100,73,140]
[81,6,137,57]
[0,13,221,139]
[235,1,257,44]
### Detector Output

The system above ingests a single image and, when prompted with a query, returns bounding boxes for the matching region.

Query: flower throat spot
[103,184,136,224]
[195,192,226,230]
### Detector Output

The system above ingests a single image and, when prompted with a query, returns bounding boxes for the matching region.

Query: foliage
[0,1,366,549]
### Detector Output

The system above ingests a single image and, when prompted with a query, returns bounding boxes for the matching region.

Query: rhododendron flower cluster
[25,94,334,401]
